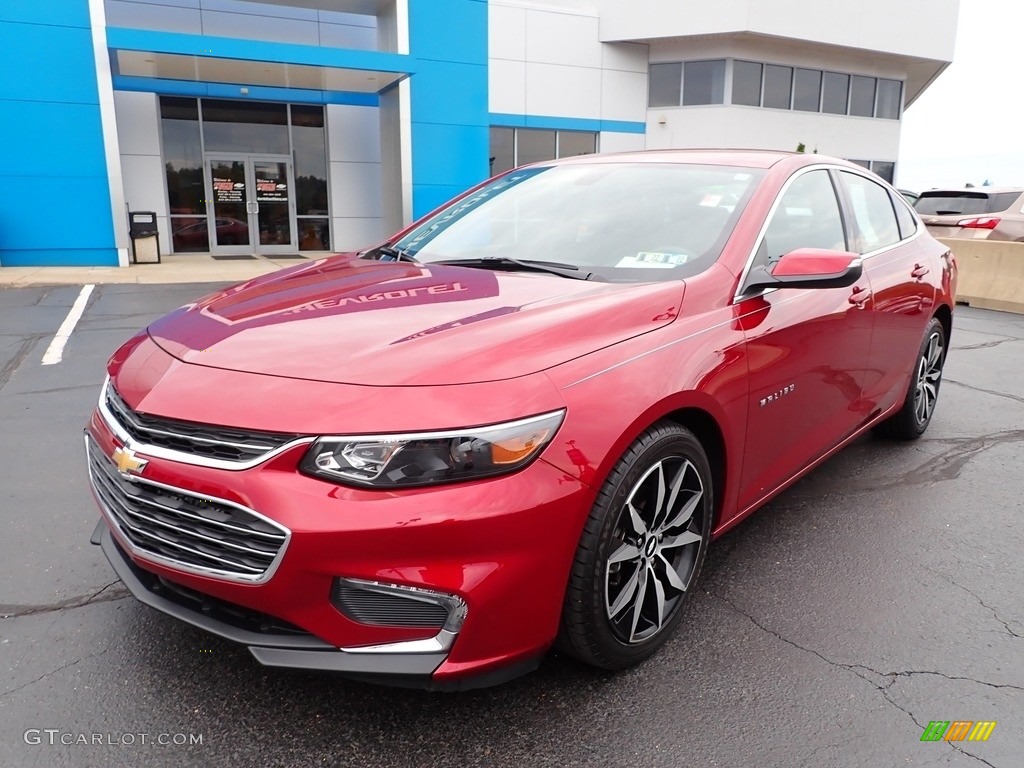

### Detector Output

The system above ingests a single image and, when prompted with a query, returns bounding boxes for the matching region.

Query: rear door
[836,170,934,416]
[734,168,874,512]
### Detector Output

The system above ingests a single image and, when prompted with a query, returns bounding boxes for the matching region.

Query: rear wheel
[559,422,712,669]
[875,317,946,440]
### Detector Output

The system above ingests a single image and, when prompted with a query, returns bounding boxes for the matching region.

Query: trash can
[128,211,161,264]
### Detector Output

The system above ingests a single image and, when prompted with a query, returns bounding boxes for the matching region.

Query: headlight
[300,410,565,488]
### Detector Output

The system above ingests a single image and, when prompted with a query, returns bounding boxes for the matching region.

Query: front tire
[559,422,712,670]
[875,317,946,440]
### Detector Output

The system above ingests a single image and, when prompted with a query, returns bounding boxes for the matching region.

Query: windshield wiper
[433,257,593,280]
[372,244,418,263]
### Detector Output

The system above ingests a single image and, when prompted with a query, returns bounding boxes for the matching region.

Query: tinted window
[871,161,895,184]
[391,164,764,283]
[649,63,682,107]
[558,131,597,158]
[732,60,762,106]
[839,172,900,253]
[849,76,876,117]
[201,99,289,153]
[821,72,849,114]
[793,68,822,112]
[891,192,918,240]
[762,170,846,261]
[876,79,902,119]
[516,129,556,166]
[763,65,793,109]
[490,127,514,175]
[915,191,1022,215]
[683,60,726,105]
[291,105,327,216]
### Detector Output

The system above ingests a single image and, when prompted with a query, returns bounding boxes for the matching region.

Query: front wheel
[558,422,713,669]
[875,317,947,440]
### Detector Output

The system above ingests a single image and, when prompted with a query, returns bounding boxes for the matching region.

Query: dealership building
[0,0,958,267]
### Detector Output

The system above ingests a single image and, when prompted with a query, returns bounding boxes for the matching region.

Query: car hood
[147,255,685,386]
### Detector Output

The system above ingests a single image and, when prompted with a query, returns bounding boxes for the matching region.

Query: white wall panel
[331,216,384,251]
[525,9,601,69]
[330,161,382,220]
[114,91,162,156]
[601,42,648,74]
[644,106,901,162]
[525,63,601,119]
[600,69,647,122]
[327,104,381,163]
[598,131,646,153]
[489,2,527,61]
[489,59,527,115]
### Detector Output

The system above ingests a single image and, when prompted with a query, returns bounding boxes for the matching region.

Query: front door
[206,155,296,255]
[735,168,875,513]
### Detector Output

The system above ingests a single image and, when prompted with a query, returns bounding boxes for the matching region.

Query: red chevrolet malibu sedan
[86,150,956,689]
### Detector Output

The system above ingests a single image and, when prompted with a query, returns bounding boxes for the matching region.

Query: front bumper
[93,521,538,688]
[86,405,594,688]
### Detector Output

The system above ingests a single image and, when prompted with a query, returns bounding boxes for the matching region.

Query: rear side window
[839,172,900,253]
[914,191,1022,216]
[891,191,918,240]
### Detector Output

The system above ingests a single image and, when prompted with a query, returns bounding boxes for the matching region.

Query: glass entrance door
[206,154,296,255]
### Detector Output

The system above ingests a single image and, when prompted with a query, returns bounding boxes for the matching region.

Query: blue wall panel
[0,4,118,266]
[407,0,489,218]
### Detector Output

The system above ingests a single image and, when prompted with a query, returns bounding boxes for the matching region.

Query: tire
[874,317,946,440]
[558,421,713,670]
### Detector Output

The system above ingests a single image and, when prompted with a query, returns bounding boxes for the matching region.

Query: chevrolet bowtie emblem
[112,446,148,476]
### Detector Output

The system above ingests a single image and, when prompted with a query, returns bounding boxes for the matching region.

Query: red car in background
[86,150,956,689]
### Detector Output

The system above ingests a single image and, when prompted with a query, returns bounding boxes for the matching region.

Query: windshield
[390,163,764,282]
[915,191,1021,216]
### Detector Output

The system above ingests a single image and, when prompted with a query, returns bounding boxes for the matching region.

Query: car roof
[549,148,818,170]
[920,187,1024,195]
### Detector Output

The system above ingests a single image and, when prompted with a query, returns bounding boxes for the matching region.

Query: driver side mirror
[743,248,863,294]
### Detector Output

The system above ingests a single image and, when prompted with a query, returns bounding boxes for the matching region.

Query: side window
[760,170,846,264]
[891,191,918,240]
[839,172,900,253]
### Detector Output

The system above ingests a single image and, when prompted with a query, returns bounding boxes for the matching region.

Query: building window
[648,62,683,107]
[793,68,822,112]
[291,105,330,251]
[875,79,902,119]
[821,72,850,115]
[763,64,793,109]
[849,75,876,117]
[158,96,330,253]
[732,60,762,107]
[488,128,599,176]
[160,97,207,253]
[846,160,896,184]
[682,60,726,105]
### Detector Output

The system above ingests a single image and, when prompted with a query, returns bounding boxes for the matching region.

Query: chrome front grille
[102,382,301,464]
[86,436,289,581]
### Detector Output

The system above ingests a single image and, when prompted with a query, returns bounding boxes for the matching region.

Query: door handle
[911,264,929,279]
[848,286,872,306]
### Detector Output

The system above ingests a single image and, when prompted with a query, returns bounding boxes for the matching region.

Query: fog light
[331,578,467,632]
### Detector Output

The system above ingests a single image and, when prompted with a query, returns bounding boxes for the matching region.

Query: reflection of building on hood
[283,282,469,316]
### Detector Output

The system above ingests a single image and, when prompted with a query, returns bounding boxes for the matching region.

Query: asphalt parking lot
[0,282,1021,768]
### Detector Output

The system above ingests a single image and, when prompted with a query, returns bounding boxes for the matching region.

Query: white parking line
[41,284,95,366]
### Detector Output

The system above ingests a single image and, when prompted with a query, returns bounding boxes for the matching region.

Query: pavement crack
[945,378,1024,408]
[0,335,44,390]
[0,646,112,700]
[0,581,129,620]
[920,566,1022,639]
[708,590,1023,764]
[953,337,1020,351]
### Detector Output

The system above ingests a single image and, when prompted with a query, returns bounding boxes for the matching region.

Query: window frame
[833,168,915,257]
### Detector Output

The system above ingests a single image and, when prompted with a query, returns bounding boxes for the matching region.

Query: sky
[897,0,1024,191]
